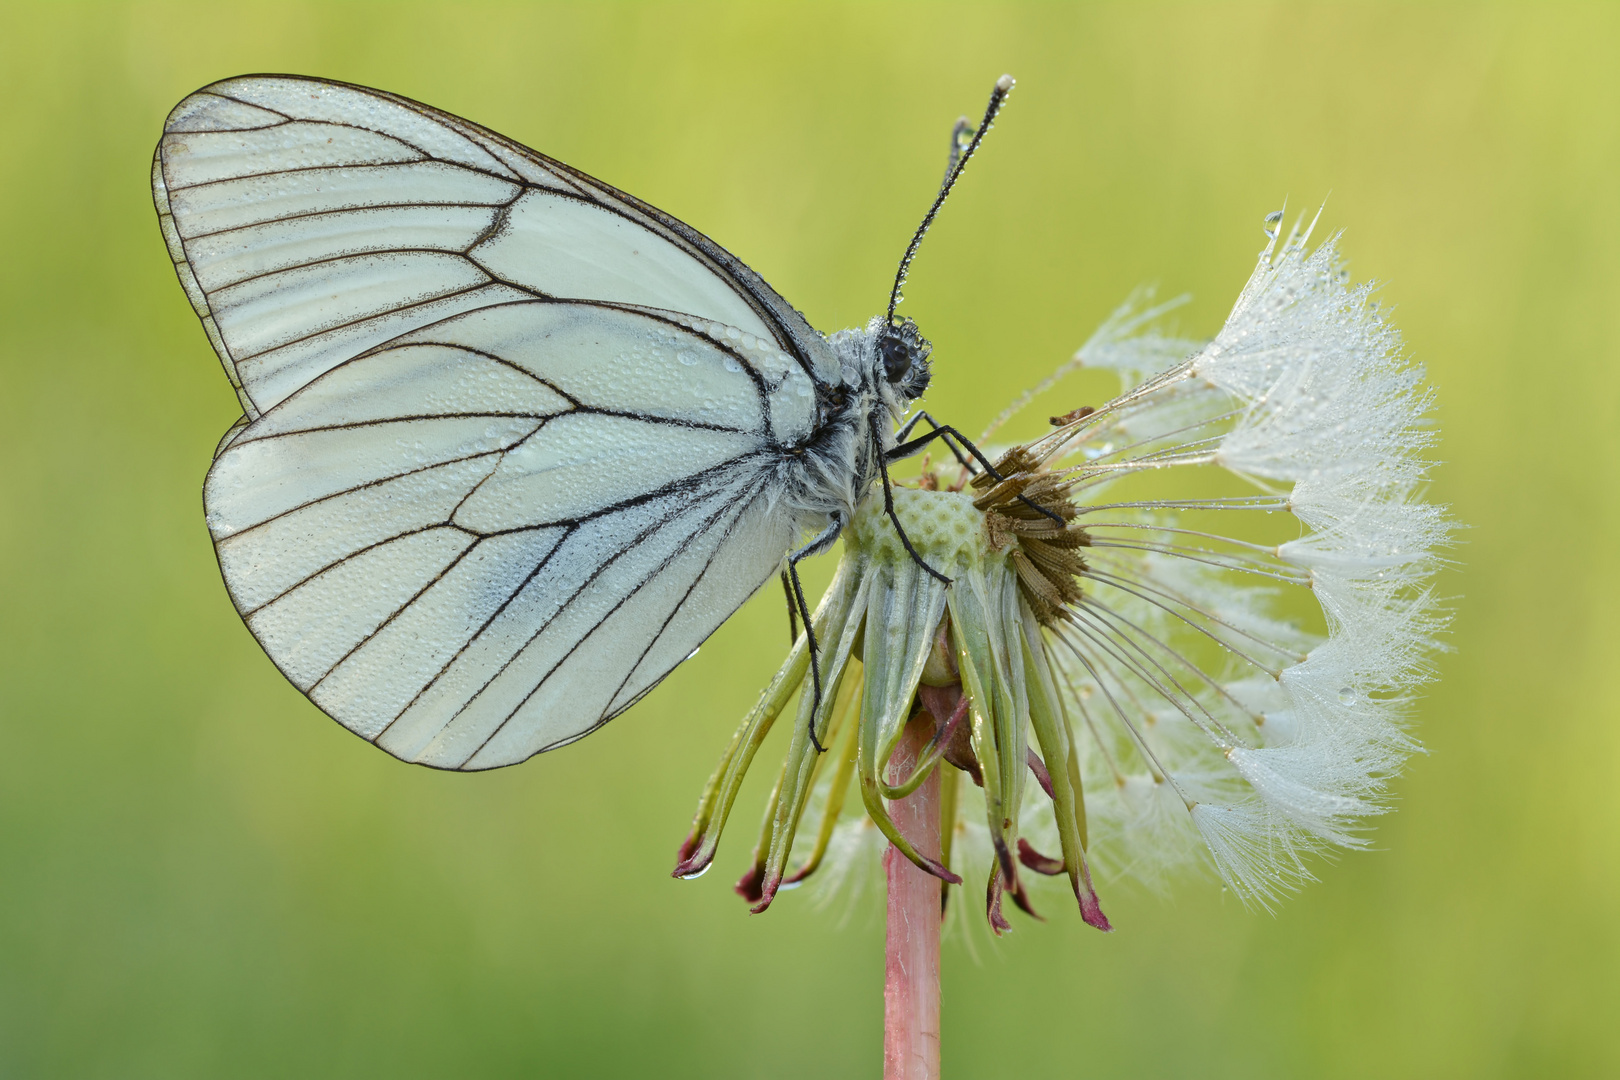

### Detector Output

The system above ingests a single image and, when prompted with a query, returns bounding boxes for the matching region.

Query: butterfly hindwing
[206,300,803,768]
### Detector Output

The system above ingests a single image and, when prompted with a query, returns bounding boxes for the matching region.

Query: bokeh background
[2,2,1616,1076]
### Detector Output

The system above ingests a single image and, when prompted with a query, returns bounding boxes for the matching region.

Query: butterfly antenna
[886,74,1015,324]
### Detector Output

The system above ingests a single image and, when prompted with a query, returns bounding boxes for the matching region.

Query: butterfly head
[874,317,933,406]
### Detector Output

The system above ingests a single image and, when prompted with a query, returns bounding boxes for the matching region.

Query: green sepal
[672,559,860,879]
[781,675,864,886]
[742,573,872,910]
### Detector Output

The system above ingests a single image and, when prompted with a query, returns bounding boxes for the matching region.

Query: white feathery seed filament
[1014,211,1452,908]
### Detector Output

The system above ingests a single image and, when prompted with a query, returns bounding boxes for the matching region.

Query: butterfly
[153,73,1018,770]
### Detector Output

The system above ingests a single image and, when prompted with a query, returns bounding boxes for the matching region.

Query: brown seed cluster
[970,447,1090,626]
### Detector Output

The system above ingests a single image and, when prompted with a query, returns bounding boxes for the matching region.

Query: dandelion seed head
[676,208,1451,924]
[1034,212,1453,904]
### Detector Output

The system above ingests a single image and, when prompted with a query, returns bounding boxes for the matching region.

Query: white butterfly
[154,73,1014,770]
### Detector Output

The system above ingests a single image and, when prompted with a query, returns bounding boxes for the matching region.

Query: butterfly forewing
[159,76,829,768]
[153,75,837,419]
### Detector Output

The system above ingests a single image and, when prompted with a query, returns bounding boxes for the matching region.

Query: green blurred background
[1,2,1615,1076]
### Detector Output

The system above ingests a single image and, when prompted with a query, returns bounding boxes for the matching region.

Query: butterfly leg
[788,517,843,753]
[779,570,800,646]
[895,409,977,475]
[888,424,1067,528]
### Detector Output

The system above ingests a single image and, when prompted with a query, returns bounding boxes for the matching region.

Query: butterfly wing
[207,300,809,768]
[155,75,837,767]
[153,74,841,421]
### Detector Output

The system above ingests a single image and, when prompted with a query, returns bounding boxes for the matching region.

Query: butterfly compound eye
[879,330,913,383]
[876,318,933,394]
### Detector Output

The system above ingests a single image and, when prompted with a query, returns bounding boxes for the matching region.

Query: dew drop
[1263,209,1283,239]
[1337,686,1357,705]
[723,357,743,373]
[676,351,698,366]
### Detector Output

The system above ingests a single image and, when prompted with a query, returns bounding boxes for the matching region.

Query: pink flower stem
[884,711,943,1080]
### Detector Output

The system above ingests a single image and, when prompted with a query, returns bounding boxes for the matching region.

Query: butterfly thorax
[780,317,932,533]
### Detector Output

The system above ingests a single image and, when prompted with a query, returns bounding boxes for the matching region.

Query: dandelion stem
[884,710,943,1080]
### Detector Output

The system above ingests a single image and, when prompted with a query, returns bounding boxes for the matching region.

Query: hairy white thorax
[777,318,928,538]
